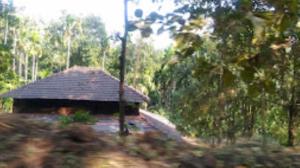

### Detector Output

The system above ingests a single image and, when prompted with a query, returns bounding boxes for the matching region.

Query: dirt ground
[25,114,158,134]
[0,114,198,168]
[1,113,300,168]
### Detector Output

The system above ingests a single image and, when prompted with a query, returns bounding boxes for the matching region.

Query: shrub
[72,110,93,123]
[58,115,73,126]
[58,110,96,126]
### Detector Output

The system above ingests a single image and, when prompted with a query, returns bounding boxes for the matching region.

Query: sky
[13,0,175,49]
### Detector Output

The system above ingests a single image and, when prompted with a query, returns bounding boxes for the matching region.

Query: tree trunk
[133,45,141,88]
[35,56,39,80]
[249,105,255,137]
[66,36,71,69]
[18,53,22,77]
[228,101,236,144]
[102,50,106,70]
[287,48,297,146]
[25,54,28,82]
[217,56,225,143]
[288,103,295,146]
[261,89,268,147]
[4,14,8,45]
[12,29,17,72]
[12,55,16,72]
[242,101,248,136]
[31,55,35,81]
[119,0,129,136]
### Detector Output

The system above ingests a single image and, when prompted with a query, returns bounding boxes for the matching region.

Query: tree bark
[217,46,225,144]
[288,103,295,146]
[35,56,39,81]
[249,105,255,137]
[287,48,297,146]
[66,36,71,69]
[261,89,268,147]
[119,0,129,136]
[18,53,22,77]
[12,28,17,72]
[31,55,35,81]
[25,54,28,82]
[12,55,16,72]
[133,45,141,88]
[102,50,106,70]
[4,14,8,45]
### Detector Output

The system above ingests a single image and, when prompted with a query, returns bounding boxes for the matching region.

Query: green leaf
[157,26,164,35]
[181,47,195,57]
[141,27,153,38]
[134,9,143,18]
[223,69,235,88]
[263,79,276,94]
[248,84,260,97]
[178,19,185,25]
[175,32,201,49]
[128,21,138,32]
[241,66,255,83]
[148,12,164,22]
[174,4,189,14]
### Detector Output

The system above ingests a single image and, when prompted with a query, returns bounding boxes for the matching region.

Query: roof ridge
[98,69,150,102]
[0,69,67,97]
[68,66,149,101]
[1,66,150,103]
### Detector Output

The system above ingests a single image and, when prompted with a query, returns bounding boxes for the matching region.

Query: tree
[147,0,300,145]
[119,0,129,135]
[62,14,81,69]
[71,15,108,67]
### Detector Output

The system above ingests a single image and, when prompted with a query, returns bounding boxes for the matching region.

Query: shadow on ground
[0,114,198,168]
[2,114,300,168]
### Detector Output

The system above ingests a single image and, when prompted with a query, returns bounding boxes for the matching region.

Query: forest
[0,0,299,150]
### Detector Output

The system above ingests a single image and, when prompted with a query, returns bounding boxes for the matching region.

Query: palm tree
[28,30,42,81]
[63,14,82,69]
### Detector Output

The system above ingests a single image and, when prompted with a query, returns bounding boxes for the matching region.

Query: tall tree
[62,14,81,69]
[119,0,129,135]
[71,15,108,67]
[148,0,300,145]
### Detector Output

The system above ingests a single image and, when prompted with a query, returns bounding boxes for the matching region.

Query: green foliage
[72,110,95,123]
[58,110,96,126]
[134,9,143,18]
[149,0,300,146]
[58,115,73,126]
[0,0,165,114]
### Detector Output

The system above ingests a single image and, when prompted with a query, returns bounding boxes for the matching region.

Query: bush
[0,98,13,113]
[72,110,94,123]
[58,115,73,126]
[58,110,96,126]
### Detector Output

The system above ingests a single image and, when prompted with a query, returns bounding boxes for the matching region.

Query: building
[1,66,149,115]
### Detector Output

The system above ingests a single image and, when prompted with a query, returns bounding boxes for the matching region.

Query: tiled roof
[1,66,149,103]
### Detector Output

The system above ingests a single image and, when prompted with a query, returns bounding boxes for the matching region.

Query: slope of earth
[1,113,300,168]
[180,141,300,168]
[0,113,199,168]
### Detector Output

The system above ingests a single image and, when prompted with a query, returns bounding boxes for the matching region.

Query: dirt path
[140,110,183,141]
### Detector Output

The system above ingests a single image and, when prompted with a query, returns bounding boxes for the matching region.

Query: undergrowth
[58,110,96,126]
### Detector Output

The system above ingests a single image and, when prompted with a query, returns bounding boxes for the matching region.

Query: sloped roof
[1,66,149,103]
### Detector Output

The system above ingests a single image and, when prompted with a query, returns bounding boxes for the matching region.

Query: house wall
[13,99,139,115]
